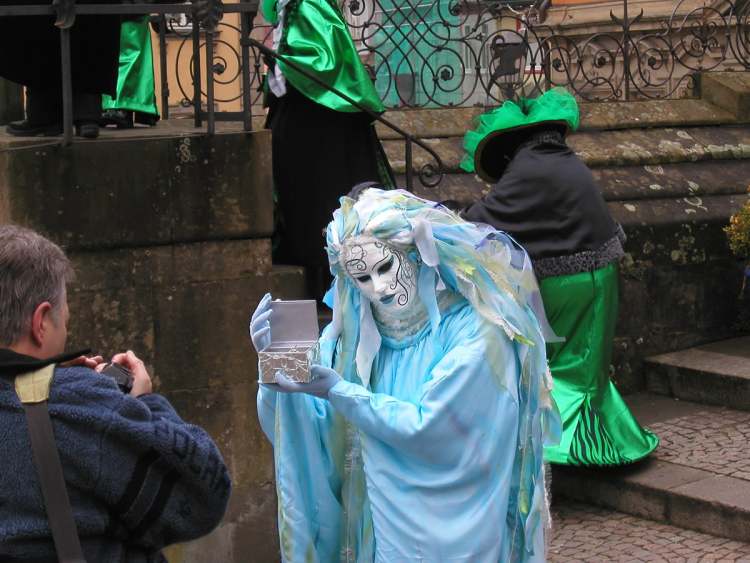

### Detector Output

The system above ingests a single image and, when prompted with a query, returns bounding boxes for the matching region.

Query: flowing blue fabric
[257,189,560,562]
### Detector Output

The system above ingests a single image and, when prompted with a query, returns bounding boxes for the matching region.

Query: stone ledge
[553,460,750,543]
[377,98,737,141]
[645,336,750,411]
[383,125,750,174]
[610,193,748,229]
[405,160,750,206]
[0,127,274,249]
[269,264,307,301]
[702,72,750,122]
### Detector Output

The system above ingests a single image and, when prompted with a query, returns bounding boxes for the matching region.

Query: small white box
[258,300,320,383]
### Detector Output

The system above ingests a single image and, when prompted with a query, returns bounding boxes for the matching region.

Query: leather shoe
[101,109,134,129]
[6,120,63,137]
[75,121,100,139]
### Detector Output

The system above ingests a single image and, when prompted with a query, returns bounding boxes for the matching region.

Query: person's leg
[73,92,101,138]
[2,12,119,137]
[102,17,159,129]
[5,84,63,136]
[272,88,385,257]
[271,88,387,299]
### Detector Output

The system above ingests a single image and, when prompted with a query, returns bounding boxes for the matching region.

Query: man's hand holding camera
[63,350,153,397]
[108,350,152,397]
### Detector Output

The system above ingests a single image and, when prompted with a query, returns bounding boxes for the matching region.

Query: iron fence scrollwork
[338,0,750,106]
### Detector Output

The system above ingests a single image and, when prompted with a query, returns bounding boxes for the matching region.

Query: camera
[100,362,134,394]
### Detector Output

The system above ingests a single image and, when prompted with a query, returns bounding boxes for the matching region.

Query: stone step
[551,393,750,543]
[644,337,750,411]
[383,124,750,174]
[377,98,737,141]
[0,120,274,249]
[549,499,750,561]
[702,72,750,123]
[399,159,750,206]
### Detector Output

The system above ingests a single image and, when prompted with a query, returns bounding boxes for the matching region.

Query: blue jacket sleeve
[51,367,231,550]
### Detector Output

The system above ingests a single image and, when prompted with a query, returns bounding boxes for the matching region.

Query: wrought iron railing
[206,0,750,110]
[335,0,750,106]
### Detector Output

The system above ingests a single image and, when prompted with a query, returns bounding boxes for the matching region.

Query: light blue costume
[257,189,561,562]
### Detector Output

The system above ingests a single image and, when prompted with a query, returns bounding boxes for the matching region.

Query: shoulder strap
[15,365,86,563]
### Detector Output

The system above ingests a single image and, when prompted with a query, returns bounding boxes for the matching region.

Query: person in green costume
[262,0,393,299]
[459,88,658,466]
[102,16,159,129]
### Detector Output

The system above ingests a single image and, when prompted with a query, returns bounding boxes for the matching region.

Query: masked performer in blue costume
[249,188,560,562]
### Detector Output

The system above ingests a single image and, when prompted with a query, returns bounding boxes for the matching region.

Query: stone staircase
[373,71,750,393]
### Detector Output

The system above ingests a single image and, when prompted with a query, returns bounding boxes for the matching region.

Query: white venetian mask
[342,236,418,316]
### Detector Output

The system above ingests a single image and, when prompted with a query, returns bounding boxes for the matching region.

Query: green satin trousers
[541,263,658,466]
[102,17,158,116]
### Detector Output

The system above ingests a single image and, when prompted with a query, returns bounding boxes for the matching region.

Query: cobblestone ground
[549,501,750,562]
[648,409,750,481]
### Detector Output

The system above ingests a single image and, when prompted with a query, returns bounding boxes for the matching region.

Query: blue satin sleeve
[256,384,277,443]
[328,328,516,464]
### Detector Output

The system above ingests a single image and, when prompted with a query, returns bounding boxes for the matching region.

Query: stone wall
[0,128,281,561]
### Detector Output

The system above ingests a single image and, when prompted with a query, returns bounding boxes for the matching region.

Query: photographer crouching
[0,225,231,562]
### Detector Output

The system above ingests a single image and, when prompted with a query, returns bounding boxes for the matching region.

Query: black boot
[134,111,159,127]
[101,109,134,129]
[5,86,62,137]
[6,120,63,136]
[73,92,101,139]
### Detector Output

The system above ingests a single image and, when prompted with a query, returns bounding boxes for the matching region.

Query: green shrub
[725,197,750,258]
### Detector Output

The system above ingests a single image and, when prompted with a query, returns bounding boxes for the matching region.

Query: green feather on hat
[461,88,580,183]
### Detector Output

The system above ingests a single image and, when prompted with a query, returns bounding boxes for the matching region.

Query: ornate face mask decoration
[342,236,418,316]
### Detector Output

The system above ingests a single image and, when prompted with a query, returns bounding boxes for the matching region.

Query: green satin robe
[541,263,659,466]
[102,17,159,116]
[264,0,384,113]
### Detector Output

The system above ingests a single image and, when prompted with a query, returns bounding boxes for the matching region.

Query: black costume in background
[463,129,659,466]
[267,85,392,289]
[463,131,621,277]
[0,1,120,123]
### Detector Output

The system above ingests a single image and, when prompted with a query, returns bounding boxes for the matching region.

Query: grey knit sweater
[0,350,231,562]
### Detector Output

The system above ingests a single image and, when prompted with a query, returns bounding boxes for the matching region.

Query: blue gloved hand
[248,293,272,353]
[262,365,341,400]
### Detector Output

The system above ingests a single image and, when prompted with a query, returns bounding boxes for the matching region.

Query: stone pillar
[0,78,23,125]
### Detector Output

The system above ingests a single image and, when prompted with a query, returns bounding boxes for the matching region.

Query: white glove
[262,365,341,400]
[248,293,272,353]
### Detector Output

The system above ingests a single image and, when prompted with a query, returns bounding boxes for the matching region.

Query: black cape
[463,137,619,263]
